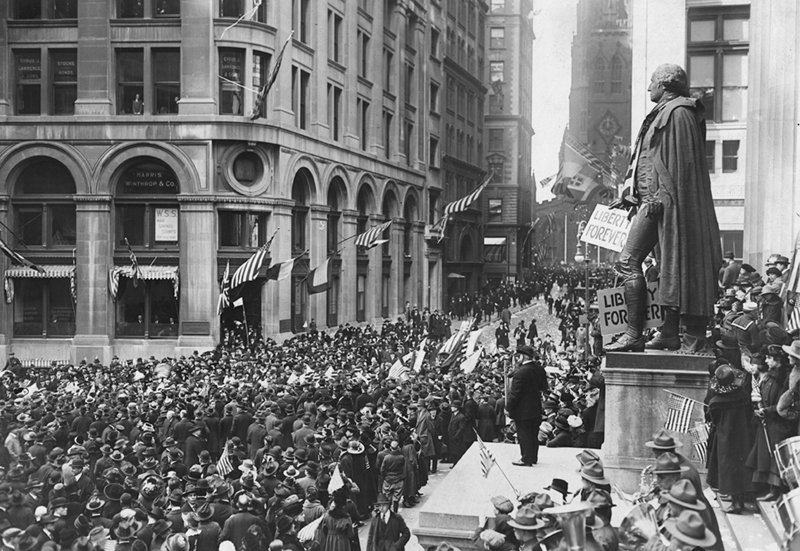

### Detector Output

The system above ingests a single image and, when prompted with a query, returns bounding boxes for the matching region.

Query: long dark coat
[650,97,722,317]
[366,511,410,551]
[706,384,755,495]
[447,411,468,462]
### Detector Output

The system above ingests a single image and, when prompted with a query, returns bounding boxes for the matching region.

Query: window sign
[17,52,41,80]
[53,54,77,81]
[155,208,178,242]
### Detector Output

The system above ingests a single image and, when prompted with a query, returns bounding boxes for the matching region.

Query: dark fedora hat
[104,483,124,501]
[193,503,214,522]
[506,504,546,531]
[374,493,392,506]
[664,510,716,548]
[544,478,569,498]
[664,479,706,511]
[652,452,690,475]
[516,345,536,359]
[644,428,681,450]
[580,461,610,485]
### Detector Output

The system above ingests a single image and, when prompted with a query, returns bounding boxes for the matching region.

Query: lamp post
[574,243,590,362]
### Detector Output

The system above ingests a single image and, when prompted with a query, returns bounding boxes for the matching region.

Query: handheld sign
[580,204,632,253]
[597,282,662,336]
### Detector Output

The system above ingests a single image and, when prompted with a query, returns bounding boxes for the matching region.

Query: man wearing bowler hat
[366,494,410,551]
[506,345,547,466]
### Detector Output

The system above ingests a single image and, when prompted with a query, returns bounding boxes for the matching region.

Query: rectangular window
[385,0,396,31]
[292,207,307,253]
[293,0,310,44]
[705,140,715,173]
[490,0,504,13]
[384,49,394,92]
[153,49,180,114]
[430,82,439,112]
[219,212,265,248]
[383,110,393,159]
[252,51,268,113]
[429,137,439,167]
[54,0,77,18]
[488,199,503,218]
[119,0,143,17]
[155,0,180,16]
[431,28,440,57]
[490,27,505,48]
[328,275,339,324]
[116,279,178,338]
[116,204,178,248]
[356,274,366,322]
[687,7,749,122]
[406,12,417,49]
[381,274,390,317]
[14,279,75,338]
[51,50,77,115]
[358,31,370,78]
[15,50,41,115]
[404,121,414,166]
[720,230,743,260]
[292,67,310,129]
[328,84,342,141]
[489,128,504,150]
[329,10,343,63]
[358,0,370,15]
[358,98,370,151]
[722,140,739,172]
[405,64,414,104]
[219,48,245,115]
[490,61,505,83]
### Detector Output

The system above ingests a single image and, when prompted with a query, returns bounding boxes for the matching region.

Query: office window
[15,50,41,115]
[291,67,310,130]
[358,31,370,78]
[593,56,606,94]
[252,51,268,115]
[219,212,267,249]
[430,82,439,113]
[405,121,414,166]
[490,27,505,49]
[490,0,504,13]
[430,137,439,167]
[431,28,440,57]
[611,54,624,94]
[722,140,739,173]
[447,78,455,109]
[489,129,504,151]
[384,49,394,92]
[155,0,180,17]
[457,86,465,117]
[488,158,504,182]
[383,110,393,159]
[357,98,370,151]
[50,50,77,115]
[490,61,504,83]
[358,0,370,15]
[328,84,342,141]
[407,12,417,50]
[385,0,397,32]
[488,199,503,218]
[153,49,180,114]
[688,7,749,122]
[467,92,474,122]
[54,0,77,18]
[329,10,343,63]
[405,64,414,105]
[292,0,310,44]
[219,48,245,115]
[119,0,143,17]
[705,140,715,173]
[117,49,144,115]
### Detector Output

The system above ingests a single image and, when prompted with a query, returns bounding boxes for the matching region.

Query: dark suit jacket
[506,360,548,420]
[367,511,410,551]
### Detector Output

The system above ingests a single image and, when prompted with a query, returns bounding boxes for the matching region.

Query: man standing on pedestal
[506,346,547,466]
[606,63,722,354]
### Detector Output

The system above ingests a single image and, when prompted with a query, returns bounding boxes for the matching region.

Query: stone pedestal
[602,351,712,492]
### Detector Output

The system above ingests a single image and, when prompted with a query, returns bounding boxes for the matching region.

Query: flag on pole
[443,173,492,216]
[265,257,296,281]
[539,174,557,188]
[460,346,483,374]
[465,329,482,357]
[412,338,427,373]
[688,423,710,465]
[785,230,800,333]
[230,244,269,290]
[0,236,45,273]
[217,442,234,476]
[355,220,393,249]
[328,464,346,493]
[551,132,614,204]
[475,430,496,478]
[217,260,231,315]
[251,31,293,120]
[388,359,409,380]
[233,297,244,308]
[664,392,694,433]
[307,257,331,294]
[123,238,142,287]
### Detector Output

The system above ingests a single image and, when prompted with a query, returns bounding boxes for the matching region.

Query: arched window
[403,197,417,257]
[13,159,76,249]
[611,54,624,94]
[460,235,473,261]
[327,177,345,255]
[593,57,607,94]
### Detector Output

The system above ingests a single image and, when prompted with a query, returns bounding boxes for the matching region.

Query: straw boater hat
[664,510,717,548]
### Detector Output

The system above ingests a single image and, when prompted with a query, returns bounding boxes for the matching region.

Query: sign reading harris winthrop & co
[119,163,178,195]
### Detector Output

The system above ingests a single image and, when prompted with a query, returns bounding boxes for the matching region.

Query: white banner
[597,282,662,336]
[580,204,632,253]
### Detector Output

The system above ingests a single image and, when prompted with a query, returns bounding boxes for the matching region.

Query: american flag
[785,231,800,333]
[354,220,393,249]
[539,174,557,188]
[388,358,409,380]
[250,31,293,120]
[688,423,710,466]
[217,442,233,477]
[564,133,614,180]
[229,229,277,290]
[443,173,492,216]
[475,430,496,478]
[664,392,694,433]
[217,260,231,316]
[124,238,142,287]
[0,235,44,273]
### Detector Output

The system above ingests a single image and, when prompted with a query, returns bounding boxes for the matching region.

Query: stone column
[75,0,113,115]
[0,197,9,349]
[179,0,216,115]
[340,210,359,324]
[265,205,293,335]
[73,196,113,362]
[366,216,385,323]
[308,205,329,325]
[177,198,216,351]
[603,352,712,492]
[412,221,426,307]
[743,0,800,267]
[390,221,403,318]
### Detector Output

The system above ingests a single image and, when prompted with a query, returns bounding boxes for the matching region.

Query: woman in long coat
[746,346,795,500]
[315,491,354,551]
[475,395,496,442]
[706,363,754,514]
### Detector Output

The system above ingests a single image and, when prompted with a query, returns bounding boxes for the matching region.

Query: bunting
[124,238,142,287]
[0,236,45,273]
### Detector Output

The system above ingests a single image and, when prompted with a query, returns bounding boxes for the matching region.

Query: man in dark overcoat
[506,346,547,466]
[366,494,410,551]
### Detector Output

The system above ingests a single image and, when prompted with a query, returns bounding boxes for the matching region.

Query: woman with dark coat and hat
[314,490,355,551]
[746,345,795,501]
[705,363,754,514]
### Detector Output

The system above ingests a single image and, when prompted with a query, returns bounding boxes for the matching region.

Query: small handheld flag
[664,392,694,433]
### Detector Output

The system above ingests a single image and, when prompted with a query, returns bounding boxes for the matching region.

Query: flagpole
[239,301,250,348]
[474,429,521,500]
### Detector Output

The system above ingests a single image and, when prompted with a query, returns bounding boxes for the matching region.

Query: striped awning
[4,265,76,304]
[108,266,179,301]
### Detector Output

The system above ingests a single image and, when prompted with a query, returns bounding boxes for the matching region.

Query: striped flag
[306,257,330,294]
[539,174,557,188]
[0,236,45,273]
[328,464,345,494]
[412,338,427,373]
[443,173,492,216]
[664,392,694,433]
[123,238,141,287]
[388,359,409,380]
[475,430,496,478]
[217,260,231,316]
[250,31,293,120]
[785,231,800,333]
[265,257,296,281]
[460,346,483,374]
[355,220,393,249]
[552,133,614,204]
[230,244,269,289]
[217,442,233,476]
[688,423,710,465]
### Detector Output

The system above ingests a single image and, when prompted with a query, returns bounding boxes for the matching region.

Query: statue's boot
[678,315,714,356]
[646,307,681,350]
[605,277,646,352]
